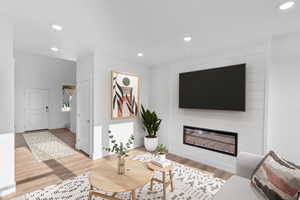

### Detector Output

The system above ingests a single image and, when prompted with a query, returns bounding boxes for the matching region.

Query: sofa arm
[236,152,264,179]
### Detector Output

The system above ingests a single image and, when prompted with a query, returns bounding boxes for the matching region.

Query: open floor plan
[0,1,300,200]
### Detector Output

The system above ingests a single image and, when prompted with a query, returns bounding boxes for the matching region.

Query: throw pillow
[251,151,300,200]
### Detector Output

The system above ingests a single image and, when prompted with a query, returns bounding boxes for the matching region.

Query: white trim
[90,151,102,160]
[89,69,94,157]
[172,149,236,173]
[76,80,92,156]
[0,129,15,134]
[0,182,16,196]
[263,37,273,154]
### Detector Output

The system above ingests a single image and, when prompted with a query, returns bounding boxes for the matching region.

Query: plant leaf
[116,91,122,103]
[112,95,117,109]
[116,82,123,96]
[135,102,138,115]
[117,100,122,113]
[126,102,134,114]
[130,88,133,101]
[126,95,132,106]
[140,105,161,138]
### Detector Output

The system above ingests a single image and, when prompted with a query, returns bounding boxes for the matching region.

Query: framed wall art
[112,70,139,119]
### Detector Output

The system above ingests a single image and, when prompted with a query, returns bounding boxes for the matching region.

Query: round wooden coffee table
[89,159,153,200]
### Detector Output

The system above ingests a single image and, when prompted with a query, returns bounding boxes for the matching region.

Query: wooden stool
[147,162,174,200]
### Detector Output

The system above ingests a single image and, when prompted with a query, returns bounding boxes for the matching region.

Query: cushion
[214,175,265,200]
[251,151,300,200]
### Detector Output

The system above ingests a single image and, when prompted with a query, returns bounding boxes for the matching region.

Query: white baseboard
[171,148,236,173]
[75,143,80,150]
[0,182,16,196]
[90,151,103,160]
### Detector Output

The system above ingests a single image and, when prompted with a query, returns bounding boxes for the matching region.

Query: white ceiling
[1,0,300,65]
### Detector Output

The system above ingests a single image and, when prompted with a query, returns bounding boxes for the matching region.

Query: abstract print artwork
[112,70,139,119]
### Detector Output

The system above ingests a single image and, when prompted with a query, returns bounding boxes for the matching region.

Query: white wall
[151,43,267,172]
[76,54,94,154]
[0,19,15,196]
[70,94,77,133]
[14,52,76,132]
[266,31,300,164]
[92,51,152,158]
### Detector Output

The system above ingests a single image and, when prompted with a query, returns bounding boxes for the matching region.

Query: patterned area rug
[22,153,225,200]
[23,131,77,162]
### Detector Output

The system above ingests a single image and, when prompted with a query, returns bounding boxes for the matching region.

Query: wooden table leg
[131,190,136,200]
[89,191,122,200]
[150,178,153,190]
[89,191,92,200]
[162,172,166,200]
[89,185,93,200]
[112,192,117,197]
[169,170,174,192]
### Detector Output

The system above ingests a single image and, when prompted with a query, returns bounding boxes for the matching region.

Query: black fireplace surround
[183,126,238,157]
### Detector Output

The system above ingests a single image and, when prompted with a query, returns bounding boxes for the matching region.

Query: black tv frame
[179,64,246,111]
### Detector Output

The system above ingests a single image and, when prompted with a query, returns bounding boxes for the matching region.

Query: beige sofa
[214,152,265,200]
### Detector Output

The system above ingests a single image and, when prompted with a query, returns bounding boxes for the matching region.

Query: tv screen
[179,64,246,111]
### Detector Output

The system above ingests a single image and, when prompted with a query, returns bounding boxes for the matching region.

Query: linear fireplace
[183,126,238,156]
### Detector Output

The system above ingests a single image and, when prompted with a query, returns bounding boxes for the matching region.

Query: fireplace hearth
[183,126,238,156]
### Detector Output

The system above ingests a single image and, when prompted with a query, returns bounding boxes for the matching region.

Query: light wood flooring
[2,128,232,200]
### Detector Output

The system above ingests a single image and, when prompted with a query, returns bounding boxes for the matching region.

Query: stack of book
[150,158,171,168]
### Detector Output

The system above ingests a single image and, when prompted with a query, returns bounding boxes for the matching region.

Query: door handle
[45,106,49,112]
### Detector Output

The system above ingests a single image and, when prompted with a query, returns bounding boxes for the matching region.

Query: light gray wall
[70,94,77,133]
[92,51,152,158]
[266,31,300,164]
[76,54,94,155]
[14,51,76,132]
[151,43,268,172]
[76,32,300,171]
[0,19,15,196]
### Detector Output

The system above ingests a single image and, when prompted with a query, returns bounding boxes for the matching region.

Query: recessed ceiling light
[51,24,63,31]
[137,53,144,57]
[51,47,59,52]
[279,1,295,10]
[184,36,192,42]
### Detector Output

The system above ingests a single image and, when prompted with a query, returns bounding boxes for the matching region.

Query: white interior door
[77,81,90,154]
[25,89,49,131]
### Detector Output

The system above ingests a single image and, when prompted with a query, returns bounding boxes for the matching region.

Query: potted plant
[104,131,135,175]
[156,144,168,161]
[140,105,162,151]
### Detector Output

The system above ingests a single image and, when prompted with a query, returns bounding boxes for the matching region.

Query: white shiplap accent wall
[151,44,267,172]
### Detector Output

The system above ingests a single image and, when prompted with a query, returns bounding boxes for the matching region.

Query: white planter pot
[144,137,158,152]
[158,153,166,162]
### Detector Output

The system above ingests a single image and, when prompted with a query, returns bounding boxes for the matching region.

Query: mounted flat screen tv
[179,64,246,111]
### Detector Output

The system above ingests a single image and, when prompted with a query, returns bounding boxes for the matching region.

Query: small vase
[118,155,126,175]
[158,153,166,162]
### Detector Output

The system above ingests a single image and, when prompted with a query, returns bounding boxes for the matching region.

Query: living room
[0,1,300,200]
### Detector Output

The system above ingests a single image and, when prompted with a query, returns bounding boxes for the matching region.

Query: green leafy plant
[141,105,162,138]
[104,131,135,156]
[156,144,168,154]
